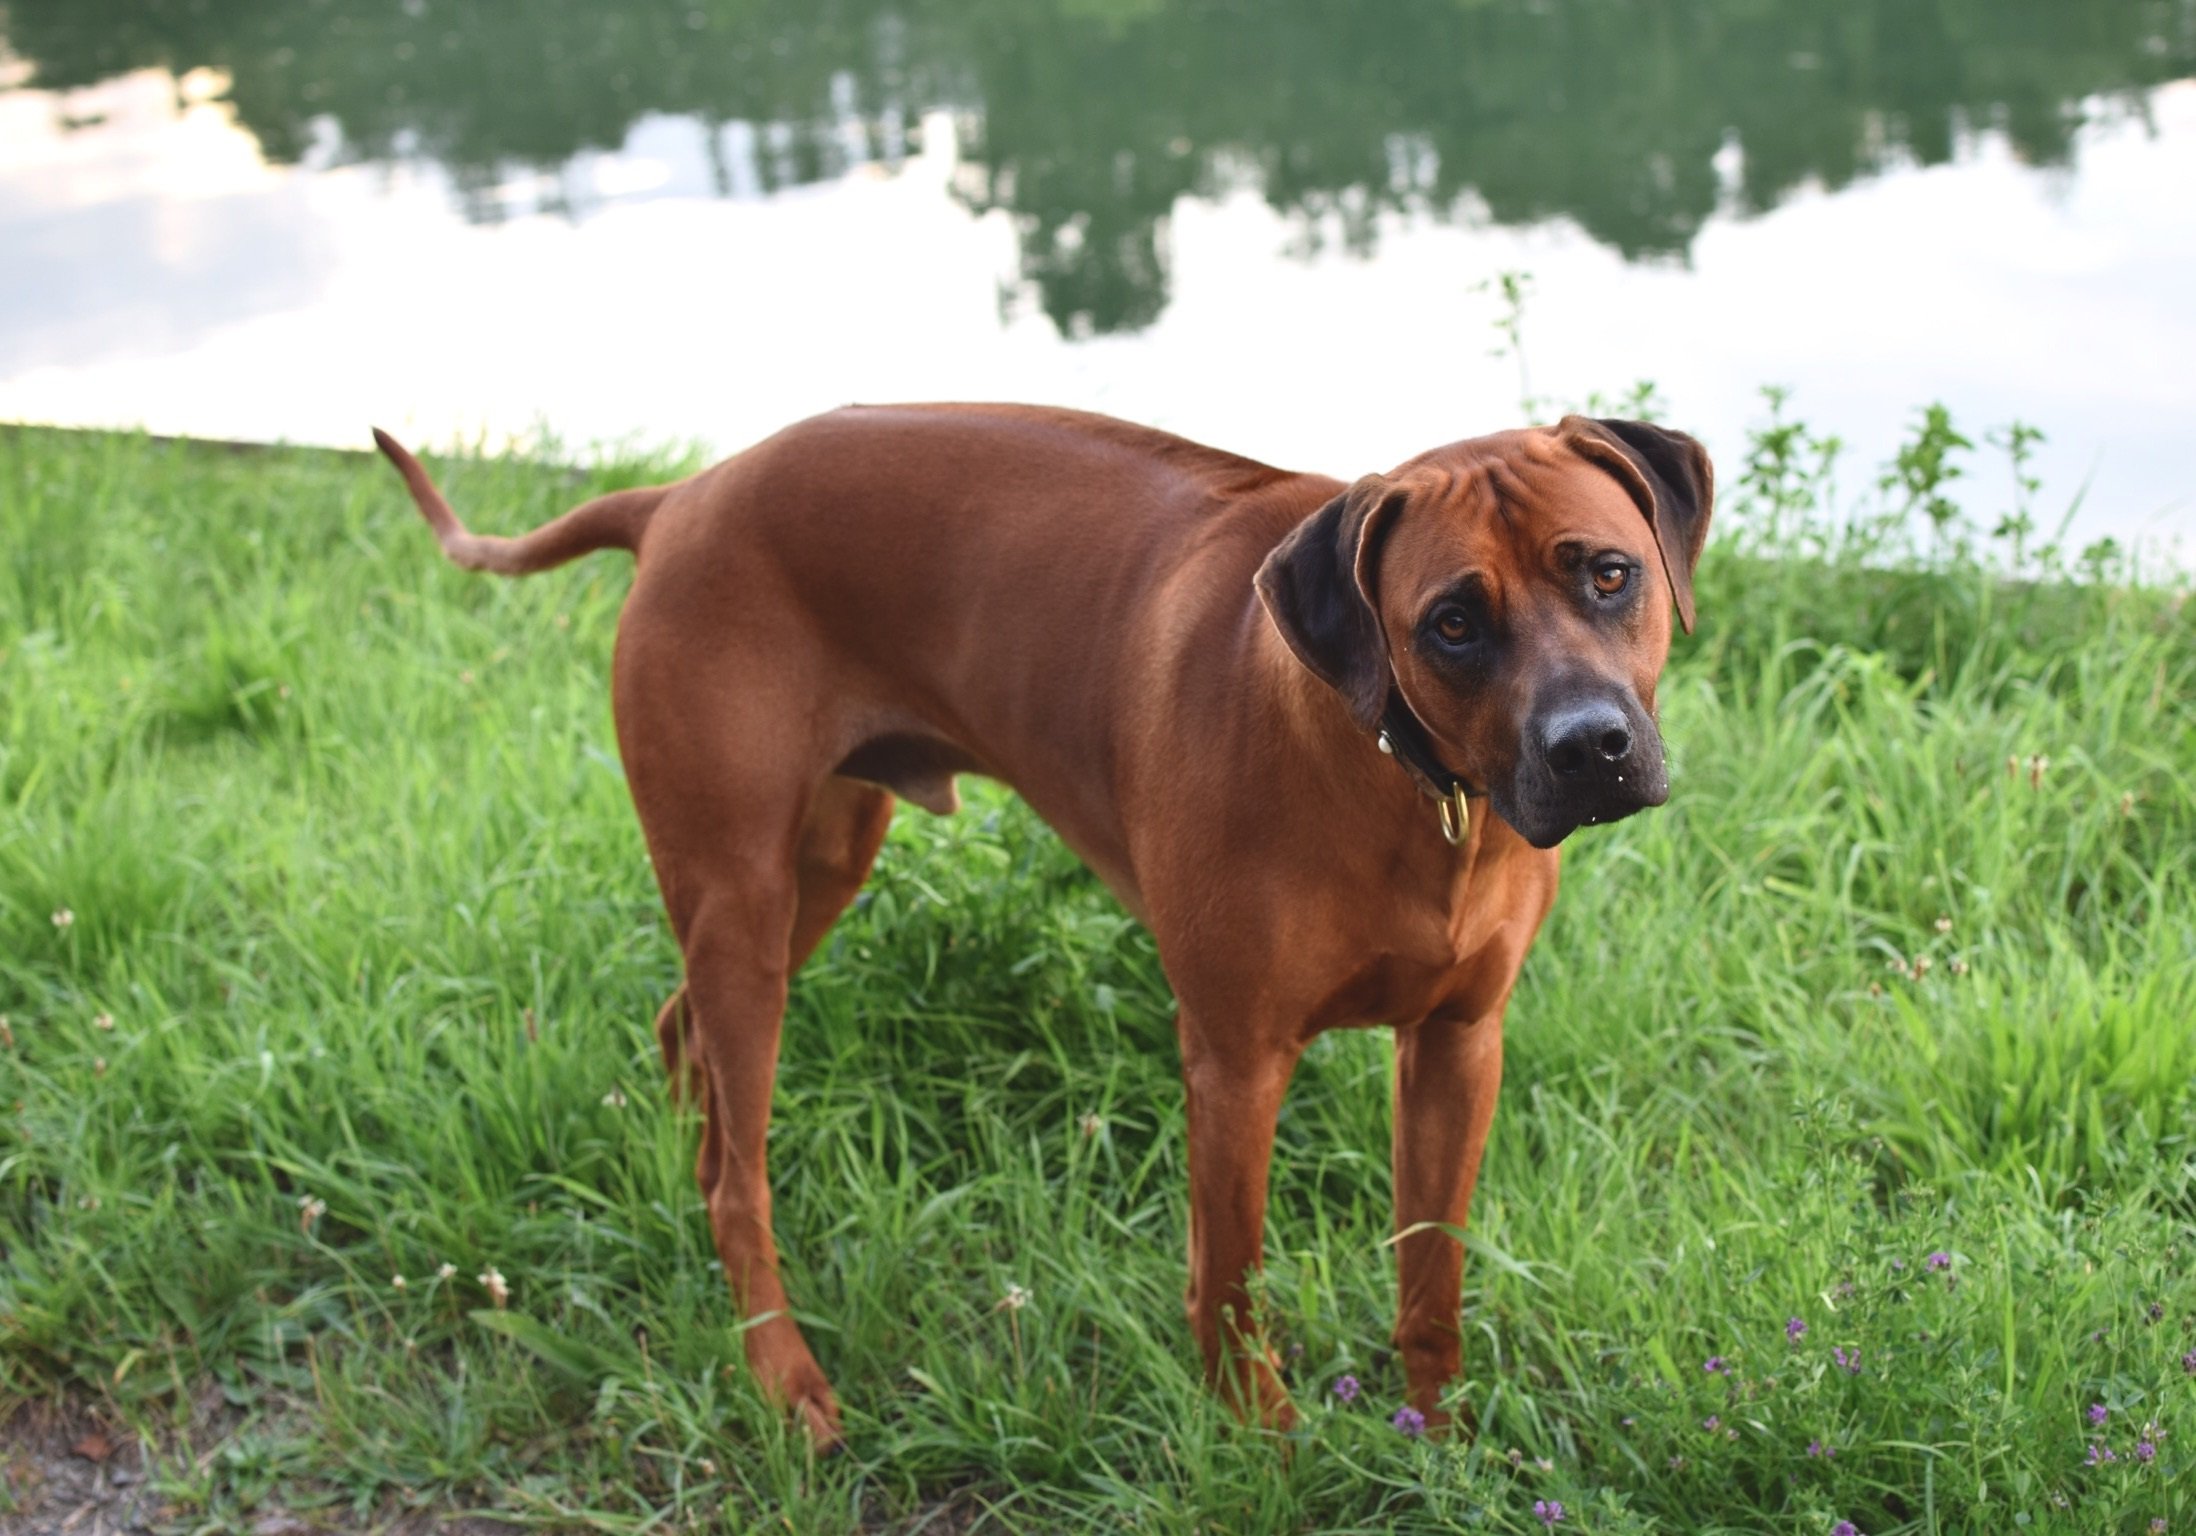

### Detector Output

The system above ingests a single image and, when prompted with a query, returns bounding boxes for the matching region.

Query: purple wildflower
[1703,1415,1720,1432]
[1807,1438,1836,1459]
[2088,1443,2118,1466]
[2090,1403,2110,1427]
[1925,1251,1951,1271]
[2183,1348,2196,1375]
[2137,1440,2157,1463]
[2147,1301,2165,1325]
[1331,1374,1360,1404]
[1787,1316,1808,1343]
[1890,1258,1906,1272]
[1532,1500,1565,1527]
[1392,1406,1426,1438]
[1832,1346,1862,1376]
[2151,1521,2168,1534]
[1832,1522,1859,1536]
[1704,1355,1729,1375]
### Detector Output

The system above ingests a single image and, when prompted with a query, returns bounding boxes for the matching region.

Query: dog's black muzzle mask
[1499,679,1669,849]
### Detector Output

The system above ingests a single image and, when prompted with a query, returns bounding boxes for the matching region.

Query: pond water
[3,1,2192,551]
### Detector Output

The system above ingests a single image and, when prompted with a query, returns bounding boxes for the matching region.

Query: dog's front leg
[1390,1006,1507,1431]
[1178,1020,1303,1429]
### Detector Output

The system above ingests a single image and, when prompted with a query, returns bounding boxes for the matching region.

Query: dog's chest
[1313,904,1526,1031]
[1308,841,1552,1031]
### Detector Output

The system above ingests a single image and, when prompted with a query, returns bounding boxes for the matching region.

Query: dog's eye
[1431,606,1476,645]
[1591,562,1630,597]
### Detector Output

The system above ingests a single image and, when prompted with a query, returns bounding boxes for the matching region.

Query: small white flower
[436,1262,457,1281]
[601,1088,627,1109]
[1000,1282,1031,1312]
[479,1267,510,1309]
[52,908,74,929]
[93,1012,114,1031]
[299,1196,327,1231]
[391,1274,408,1290]
[1077,1112,1103,1138]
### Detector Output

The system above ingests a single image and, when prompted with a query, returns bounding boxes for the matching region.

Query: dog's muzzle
[1502,687,1669,848]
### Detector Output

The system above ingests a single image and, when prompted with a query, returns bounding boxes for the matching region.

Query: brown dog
[374,404,1710,1444]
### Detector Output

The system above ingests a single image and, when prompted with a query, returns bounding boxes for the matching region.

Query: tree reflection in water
[6,0,2189,336]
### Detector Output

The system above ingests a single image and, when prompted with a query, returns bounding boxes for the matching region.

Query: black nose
[1542,700,1633,778]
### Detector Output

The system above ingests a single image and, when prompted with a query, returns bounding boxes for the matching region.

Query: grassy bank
[2,418,2192,1533]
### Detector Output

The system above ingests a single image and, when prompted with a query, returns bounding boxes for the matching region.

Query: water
[3,0,2191,549]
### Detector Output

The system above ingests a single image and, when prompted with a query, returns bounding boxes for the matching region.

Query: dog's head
[1255,416,1712,849]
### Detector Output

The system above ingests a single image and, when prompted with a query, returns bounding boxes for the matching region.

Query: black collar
[1377,687,1483,844]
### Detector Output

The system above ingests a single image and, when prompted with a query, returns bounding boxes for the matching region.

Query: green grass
[1,417,2192,1534]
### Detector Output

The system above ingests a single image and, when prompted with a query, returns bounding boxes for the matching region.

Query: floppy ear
[1557,416,1715,634]
[1254,475,1408,730]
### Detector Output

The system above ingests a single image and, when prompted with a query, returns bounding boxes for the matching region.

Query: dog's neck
[1249,600,1481,850]
[1376,686,1480,803]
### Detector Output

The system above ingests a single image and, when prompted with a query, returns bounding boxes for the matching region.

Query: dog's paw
[746,1318,845,1451]
[788,1378,845,1453]
[1220,1349,1298,1434]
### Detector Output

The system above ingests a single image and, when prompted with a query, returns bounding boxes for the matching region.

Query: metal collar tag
[1437,784,1470,846]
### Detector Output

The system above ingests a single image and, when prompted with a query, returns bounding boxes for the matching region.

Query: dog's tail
[372,428,668,576]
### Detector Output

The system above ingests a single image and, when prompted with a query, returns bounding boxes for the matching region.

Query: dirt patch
[0,1394,524,1536]
[0,1397,162,1536]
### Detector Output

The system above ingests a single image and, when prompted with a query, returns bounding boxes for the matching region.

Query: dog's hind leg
[656,777,892,1085]
[676,865,847,1443]
[656,987,699,1102]
[657,777,894,1231]
[617,649,866,1450]
[787,777,896,972]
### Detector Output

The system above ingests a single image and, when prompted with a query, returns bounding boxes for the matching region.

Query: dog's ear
[1254,475,1408,730]
[1558,417,1714,634]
